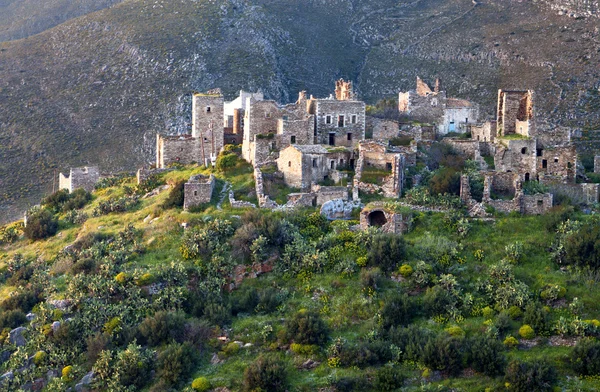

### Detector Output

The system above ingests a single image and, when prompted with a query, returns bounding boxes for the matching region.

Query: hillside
[0,0,123,42]
[1,0,600,223]
[1,159,600,391]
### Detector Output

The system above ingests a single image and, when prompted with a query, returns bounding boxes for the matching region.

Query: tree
[216,152,238,172]
[565,223,600,269]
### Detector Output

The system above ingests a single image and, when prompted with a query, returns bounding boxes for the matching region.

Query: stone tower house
[192,89,225,165]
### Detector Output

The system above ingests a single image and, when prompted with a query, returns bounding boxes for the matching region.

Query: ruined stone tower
[335,79,354,101]
[497,90,535,137]
[192,89,225,165]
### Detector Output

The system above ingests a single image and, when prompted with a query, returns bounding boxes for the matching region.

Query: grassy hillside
[1,156,600,391]
[1,0,599,223]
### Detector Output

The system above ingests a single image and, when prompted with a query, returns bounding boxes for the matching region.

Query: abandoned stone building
[156,89,225,168]
[183,174,215,210]
[276,144,353,191]
[398,77,479,135]
[353,141,407,198]
[359,202,413,234]
[59,167,100,193]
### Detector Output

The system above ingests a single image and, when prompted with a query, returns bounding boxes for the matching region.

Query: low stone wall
[137,167,169,184]
[443,138,482,160]
[547,183,599,205]
[312,185,348,205]
[286,193,316,208]
[59,166,100,193]
[228,190,256,209]
[254,167,278,208]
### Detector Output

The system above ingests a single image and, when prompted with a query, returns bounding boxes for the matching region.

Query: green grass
[359,166,391,185]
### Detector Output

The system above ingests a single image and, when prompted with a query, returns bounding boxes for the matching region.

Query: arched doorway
[368,210,387,227]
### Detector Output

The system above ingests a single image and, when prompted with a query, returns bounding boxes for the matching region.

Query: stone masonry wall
[367,117,399,141]
[546,183,599,205]
[443,139,481,160]
[277,147,304,189]
[537,145,577,183]
[494,138,537,179]
[192,93,224,161]
[315,100,365,147]
[157,135,203,168]
[59,167,100,193]
[183,174,215,210]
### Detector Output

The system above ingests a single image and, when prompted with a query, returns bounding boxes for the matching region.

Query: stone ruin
[359,203,412,234]
[183,174,215,210]
[58,166,100,193]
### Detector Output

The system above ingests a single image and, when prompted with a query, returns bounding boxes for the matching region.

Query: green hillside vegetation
[1,0,600,223]
[1,156,600,391]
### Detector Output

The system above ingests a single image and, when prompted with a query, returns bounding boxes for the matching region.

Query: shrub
[138,311,186,346]
[61,365,74,382]
[222,341,240,357]
[162,180,185,209]
[135,273,155,286]
[216,152,238,172]
[360,267,382,291]
[192,377,211,392]
[290,343,319,356]
[374,366,404,391]
[428,167,461,195]
[115,272,128,284]
[504,336,519,349]
[482,306,495,319]
[505,360,557,392]
[507,306,523,319]
[398,264,413,277]
[564,222,600,270]
[156,342,197,386]
[114,343,154,389]
[284,309,328,346]
[467,335,506,376]
[368,233,406,272]
[540,284,566,302]
[86,333,110,365]
[24,209,58,240]
[380,292,415,329]
[230,286,259,315]
[32,351,47,365]
[203,302,231,326]
[445,326,465,337]
[570,338,600,376]
[422,335,464,376]
[523,303,550,335]
[243,355,287,392]
[518,325,535,339]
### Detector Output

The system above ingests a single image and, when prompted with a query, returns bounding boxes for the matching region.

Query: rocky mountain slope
[1,0,599,223]
[0,0,123,42]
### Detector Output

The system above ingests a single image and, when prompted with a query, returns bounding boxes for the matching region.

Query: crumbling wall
[277,146,304,189]
[546,183,599,205]
[471,121,497,143]
[442,139,481,160]
[311,185,348,205]
[537,145,577,184]
[359,204,412,234]
[367,117,399,141]
[335,79,354,101]
[521,194,553,215]
[137,167,169,184]
[497,90,534,137]
[59,167,100,193]
[494,138,537,179]
[183,174,215,210]
[157,134,205,168]
[243,100,279,162]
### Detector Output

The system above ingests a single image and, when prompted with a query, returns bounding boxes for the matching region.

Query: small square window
[206,106,211,113]
[554,158,559,163]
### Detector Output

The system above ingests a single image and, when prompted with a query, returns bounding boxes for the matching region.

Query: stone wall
[367,117,399,141]
[314,100,365,147]
[277,146,304,188]
[157,134,205,168]
[537,145,577,183]
[443,138,482,160]
[59,166,100,193]
[243,100,279,162]
[471,121,497,143]
[254,167,278,209]
[546,183,599,205]
[440,104,479,134]
[497,90,534,137]
[494,138,537,179]
[521,194,553,215]
[183,174,215,210]
[137,167,169,184]
[191,92,224,161]
[311,185,349,205]
[359,203,412,234]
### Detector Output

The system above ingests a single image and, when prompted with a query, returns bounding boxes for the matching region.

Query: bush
[564,222,600,270]
[138,311,186,346]
[523,303,550,335]
[243,355,287,392]
[24,209,58,240]
[428,167,461,195]
[192,377,211,392]
[368,233,407,272]
[290,343,319,356]
[505,360,557,392]
[33,351,47,365]
[162,180,185,209]
[156,342,197,386]
[230,286,259,315]
[467,335,506,376]
[360,267,383,291]
[380,292,415,329]
[518,325,535,339]
[398,264,413,277]
[62,365,74,382]
[216,152,238,172]
[570,338,600,376]
[507,306,523,319]
[504,336,519,349]
[374,366,404,391]
[422,335,464,376]
[284,309,328,346]
[445,326,465,337]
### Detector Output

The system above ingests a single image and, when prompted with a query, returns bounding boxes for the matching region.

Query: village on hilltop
[57,78,600,232]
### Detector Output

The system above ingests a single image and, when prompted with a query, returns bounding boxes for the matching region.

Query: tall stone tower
[192,89,224,165]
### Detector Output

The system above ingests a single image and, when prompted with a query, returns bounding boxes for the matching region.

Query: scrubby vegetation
[1,164,600,391]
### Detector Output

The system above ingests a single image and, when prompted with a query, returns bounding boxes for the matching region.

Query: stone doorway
[368,210,387,227]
